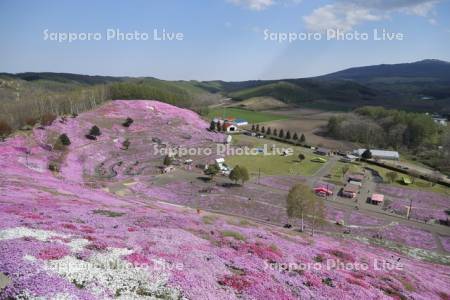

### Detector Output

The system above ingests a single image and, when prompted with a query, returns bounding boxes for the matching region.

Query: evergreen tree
[286,131,291,139]
[163,155,173,166]
[362,149,372,160]
[300,134,306,143]
[89,125,101,136]
[273,128,278,136]
[59,134,71,146]
[266,127,272,135]
[209,120,216,131]
[122,117,134,127]
[255,124,260,132]
[279,129,284,139]
[261,126,265,133]
[251,124,256,131]
[293,132,298,140]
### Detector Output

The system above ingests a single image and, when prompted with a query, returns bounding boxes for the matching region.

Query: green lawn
[226,136,322,176]
[207,107,288,124]
[367,164,450,196]
[328,161,363,184]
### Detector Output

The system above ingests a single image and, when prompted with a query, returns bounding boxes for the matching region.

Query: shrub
[122,117,134,127]
[41,113,57,126]
[25,117,38,126]
[59,134,71,146]
[48,161,61,172]
[229,165,242,184]
[163,155,173,166]
[85,134,97,141]
[122,139,130,150]
[93,209,125,217]
[300,133,306,143]
[322,277,334,287]
[221,230,246,241]
[0,120,12,138]
[89,125,101,136]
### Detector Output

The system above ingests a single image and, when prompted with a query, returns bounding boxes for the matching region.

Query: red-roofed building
[370,194,384,205]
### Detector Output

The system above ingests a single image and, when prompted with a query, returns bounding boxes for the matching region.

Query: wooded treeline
[327,106,450,174]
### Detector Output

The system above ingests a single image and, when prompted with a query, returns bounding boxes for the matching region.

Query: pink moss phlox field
[1,101,450,299]
[379,185,450,222]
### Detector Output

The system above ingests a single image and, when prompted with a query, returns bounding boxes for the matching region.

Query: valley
[1,99,449,299]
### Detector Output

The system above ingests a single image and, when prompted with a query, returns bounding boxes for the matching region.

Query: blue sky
[0,0,449,81]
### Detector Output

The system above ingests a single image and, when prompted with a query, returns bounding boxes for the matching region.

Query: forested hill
[2,59,450,130]
[319,59,450,82]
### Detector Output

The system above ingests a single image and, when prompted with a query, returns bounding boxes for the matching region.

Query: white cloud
[303,0,440,31]
[228,0,275,11]
[228,0,301,11]
[304,4,381,31]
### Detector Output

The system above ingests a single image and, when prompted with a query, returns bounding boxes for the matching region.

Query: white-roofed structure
[353,149,400,161]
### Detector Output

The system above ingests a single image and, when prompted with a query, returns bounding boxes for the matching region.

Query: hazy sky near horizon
[1,0,449,81]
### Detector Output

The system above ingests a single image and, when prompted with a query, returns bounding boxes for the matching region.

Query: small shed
[315,148,331,156]
[348,173,364,182]
[224,123,238,132]
[370,194,384,205]
[234,119,249,126]
[314,186,333,197]
[342,183,359,198]
[341,154,358,163]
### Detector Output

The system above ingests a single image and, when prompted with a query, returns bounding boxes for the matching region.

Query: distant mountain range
[1,59,450,113]
[319,59,450,82]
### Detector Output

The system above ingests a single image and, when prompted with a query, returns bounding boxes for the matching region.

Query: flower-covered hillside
[1,100,450,299]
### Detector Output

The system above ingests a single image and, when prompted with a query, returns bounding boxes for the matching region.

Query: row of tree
[251,124,306,143]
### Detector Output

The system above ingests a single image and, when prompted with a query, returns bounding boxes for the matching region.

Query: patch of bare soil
[262,108,355,151]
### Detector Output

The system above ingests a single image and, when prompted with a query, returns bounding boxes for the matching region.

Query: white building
[353,149,400,161]
[341,154,358,163]
[433,118,447,126]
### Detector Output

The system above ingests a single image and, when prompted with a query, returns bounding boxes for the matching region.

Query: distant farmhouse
[212,117,248,133]
[315,147,332,156]
[353,149,400,161]
[432,117,448,126]
[427,113,448,126]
